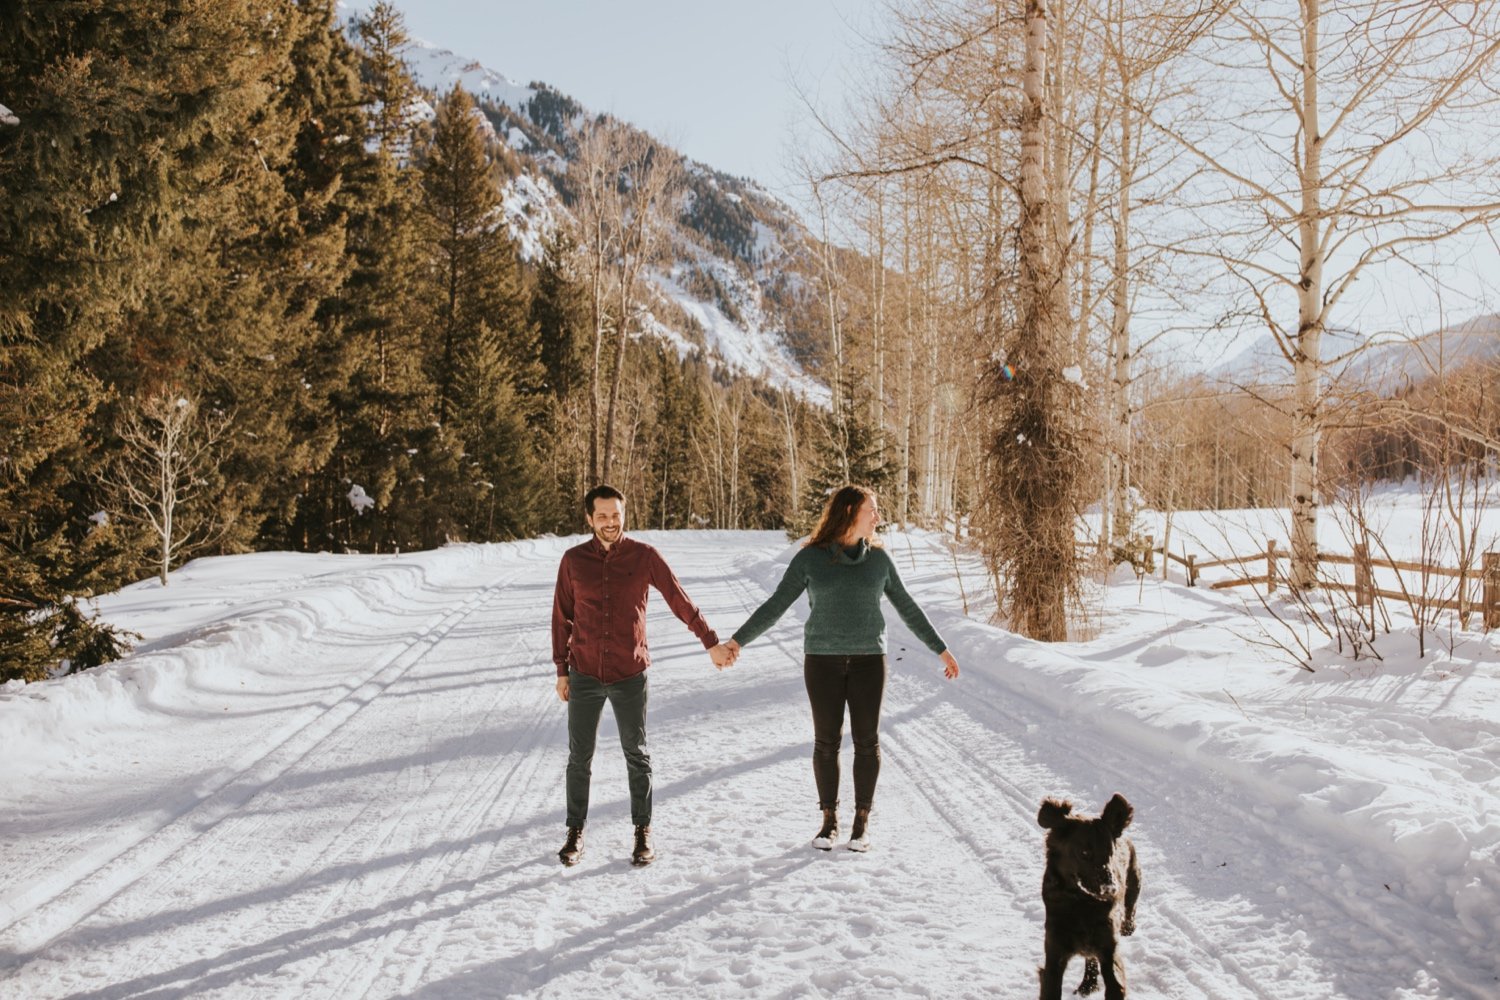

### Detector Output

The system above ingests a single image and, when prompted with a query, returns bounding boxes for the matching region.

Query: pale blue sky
[391,0,866,202]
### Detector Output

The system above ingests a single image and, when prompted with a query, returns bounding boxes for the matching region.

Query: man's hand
[555,676,570,702]
[710,640,741,670]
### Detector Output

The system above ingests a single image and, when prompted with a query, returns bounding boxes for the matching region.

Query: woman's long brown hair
[805,485,880,549]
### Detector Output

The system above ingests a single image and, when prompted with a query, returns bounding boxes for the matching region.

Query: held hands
[709,639,741,670]
[940,649,960,680]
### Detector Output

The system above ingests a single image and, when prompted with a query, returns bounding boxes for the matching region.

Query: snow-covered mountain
[1347,313,1500,389]
[340,7,832,407]
[1206,314,1500,390]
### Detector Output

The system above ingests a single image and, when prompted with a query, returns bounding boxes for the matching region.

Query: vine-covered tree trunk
[987,0,1081,643]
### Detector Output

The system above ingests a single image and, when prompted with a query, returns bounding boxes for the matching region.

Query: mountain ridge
[337,3,833,406]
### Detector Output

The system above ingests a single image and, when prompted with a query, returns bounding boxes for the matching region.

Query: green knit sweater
[731,539,947,655]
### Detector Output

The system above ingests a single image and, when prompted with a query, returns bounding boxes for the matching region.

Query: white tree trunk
[1290,0,1324,592]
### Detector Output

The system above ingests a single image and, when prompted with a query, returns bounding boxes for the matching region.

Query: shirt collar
[587,533,628,557]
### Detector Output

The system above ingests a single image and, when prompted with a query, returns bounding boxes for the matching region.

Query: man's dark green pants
[565,669,650,829]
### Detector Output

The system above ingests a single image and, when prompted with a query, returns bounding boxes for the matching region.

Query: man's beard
[595,526,621,542]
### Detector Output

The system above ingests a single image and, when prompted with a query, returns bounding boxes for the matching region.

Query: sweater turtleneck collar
[833,537,871,564]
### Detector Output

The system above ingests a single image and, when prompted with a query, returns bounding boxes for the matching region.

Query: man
[550,484,730,867]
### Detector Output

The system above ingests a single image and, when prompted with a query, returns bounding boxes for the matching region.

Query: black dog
[1037,793,1141,999]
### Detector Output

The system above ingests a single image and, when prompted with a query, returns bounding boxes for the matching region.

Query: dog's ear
[1102,793,1134,837]
[1038,798,1073,829]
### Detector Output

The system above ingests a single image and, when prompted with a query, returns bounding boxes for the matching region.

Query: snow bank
[0,542,557,767]
[928,574,1500,967]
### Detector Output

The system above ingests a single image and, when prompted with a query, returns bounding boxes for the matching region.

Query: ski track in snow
[1,531,1496,998]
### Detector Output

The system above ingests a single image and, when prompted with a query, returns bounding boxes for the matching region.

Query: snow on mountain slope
[1205,313,1500,389]
[335,3,831,404]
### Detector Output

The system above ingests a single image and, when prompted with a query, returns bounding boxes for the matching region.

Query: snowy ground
[2,517,1498,998]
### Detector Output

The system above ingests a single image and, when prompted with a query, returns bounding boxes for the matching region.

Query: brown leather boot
[848,808,871,852]
[812,807,839,850]
[632,825,655,866]
[558,826,584,866]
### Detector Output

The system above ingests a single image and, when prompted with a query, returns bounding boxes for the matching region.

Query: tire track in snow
[210,602,561,999]
[327,609,566,997]
[9,574,565,999]
[880,669,1295,1000]
[346,537,797,997]
[892,646,1482,999]
[0,564,526,963]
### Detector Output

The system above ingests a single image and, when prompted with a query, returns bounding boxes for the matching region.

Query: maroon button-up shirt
[551,534,719,683]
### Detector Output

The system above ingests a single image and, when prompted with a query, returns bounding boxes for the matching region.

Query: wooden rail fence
[1120,535,1500,631]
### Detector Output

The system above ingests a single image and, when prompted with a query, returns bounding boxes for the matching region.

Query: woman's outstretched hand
[940,649,960,679]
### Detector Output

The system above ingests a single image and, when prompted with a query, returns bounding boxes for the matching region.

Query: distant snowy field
[2,504,1498,998]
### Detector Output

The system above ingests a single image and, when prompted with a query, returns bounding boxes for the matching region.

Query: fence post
[1485,551,1500,631]
[1186,554,1198,588]
[1354,543,1373,608]
[1267,539,1279,593]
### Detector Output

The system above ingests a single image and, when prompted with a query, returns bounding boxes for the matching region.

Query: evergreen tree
[272,0,374,549]
[449,321,541,538]
[75,0,363,560]
[415,84,540,540]
[356,1,418,159]
[0,0,295,678]
[643,351,707,529]
[314,2,432,553]
[532,231,592,403]
[327,153,431,553]
[420,85,516,425]
[803,374,894,529]
[527,232,595,533]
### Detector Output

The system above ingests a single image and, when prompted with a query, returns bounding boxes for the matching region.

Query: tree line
[806,0,1500,638]
[0,2,846,682]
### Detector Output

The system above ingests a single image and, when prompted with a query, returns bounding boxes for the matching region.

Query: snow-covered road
[2,529,1497,998]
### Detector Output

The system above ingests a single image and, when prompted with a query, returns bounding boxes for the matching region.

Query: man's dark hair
[584,484,626,515]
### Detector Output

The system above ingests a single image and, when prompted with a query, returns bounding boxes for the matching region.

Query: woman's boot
[811,807,839,850]
[848,808,871,852]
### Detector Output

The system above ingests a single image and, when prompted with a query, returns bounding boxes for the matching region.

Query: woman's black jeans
[803,653,887,811]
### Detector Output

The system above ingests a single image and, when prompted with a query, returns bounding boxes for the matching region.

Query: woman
[715,485,960,852]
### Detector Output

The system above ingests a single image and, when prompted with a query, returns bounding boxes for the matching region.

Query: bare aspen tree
[101,393,232,586]
[1092,0,1217,549]
[778,387,804,518]
[808,0,1016,529]
[601,132,678,484]
[809,177,854,484]
[572,121,620,484]
[1364,322,1500,628]
[695,381,749,529]
[572,119,679,485]
[1156,1,1500,591]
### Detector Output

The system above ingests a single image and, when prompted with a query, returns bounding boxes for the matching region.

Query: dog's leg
[1038,945,1068,1000]
[1099,947,1126,1000]
[1122,841,1141,936]
[1075,956,1100,995]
